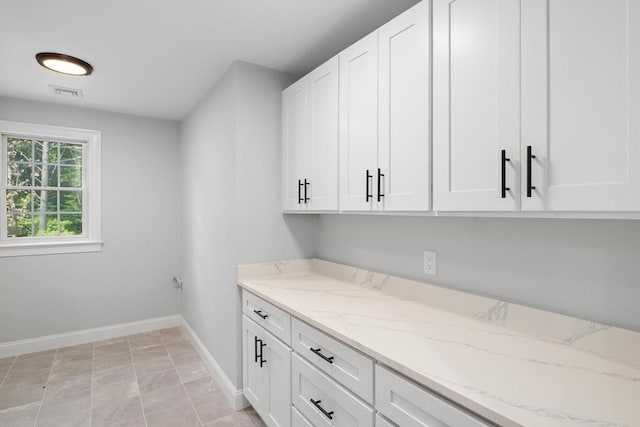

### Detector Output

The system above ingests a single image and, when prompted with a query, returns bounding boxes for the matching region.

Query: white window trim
[0,120,102,257]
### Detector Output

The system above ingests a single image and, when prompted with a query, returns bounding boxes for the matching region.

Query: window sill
[0,240,103,257]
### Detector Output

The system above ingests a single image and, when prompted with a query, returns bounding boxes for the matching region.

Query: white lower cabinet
[292,353,374,427]
[242,315,292,427]
[292,406,315,427]
[375,365,492,427]
[375,414,396,427]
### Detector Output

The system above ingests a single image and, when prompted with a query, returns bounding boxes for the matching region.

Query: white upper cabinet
[522,0,640,211]
[339,32,379,211]
[433,0,521,211]
[282,79,309,211]
[308,58,340,211]
[282,57,339,211]
[378,0,431,211]
[340,1,430,212]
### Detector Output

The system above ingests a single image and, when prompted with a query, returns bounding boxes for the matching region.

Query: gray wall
[0,96,181,343]
[179,62,315,388]
[315,214,640,332]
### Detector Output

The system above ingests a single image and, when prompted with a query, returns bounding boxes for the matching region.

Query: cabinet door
[378,1,430,211]
[308,57,340,211]
[263,330,292,427]
[242,316,266,412]
[282,78,309,211]
[433,0,521,211]
[522,0,640,211]
[339,32,379,211]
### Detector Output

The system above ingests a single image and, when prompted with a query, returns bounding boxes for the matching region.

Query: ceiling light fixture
[36,52,93,76]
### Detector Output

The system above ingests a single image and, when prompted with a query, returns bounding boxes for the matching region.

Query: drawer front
[375,414,397,427]
[292,353,374,427]
[292,406,314,427]
[292,318,374,404]
[375,365,492,427]
[243,290,292,345]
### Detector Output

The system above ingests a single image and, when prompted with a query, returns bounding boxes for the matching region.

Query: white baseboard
[180,316,249,411]
[0,315,181,359]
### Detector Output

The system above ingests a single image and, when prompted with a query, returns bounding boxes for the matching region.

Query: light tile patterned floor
[0,328,265,427]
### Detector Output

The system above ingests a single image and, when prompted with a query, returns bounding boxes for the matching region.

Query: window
[0,121,101,257]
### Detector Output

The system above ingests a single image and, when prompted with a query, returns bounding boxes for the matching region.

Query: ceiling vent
[48,85,83,98]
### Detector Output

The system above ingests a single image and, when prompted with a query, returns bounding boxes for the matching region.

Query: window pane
[7,138,32,162]
[34,140,58,163]
[6,189,32,213]
[7,162,32,186]
[40,190,58,213]
[60,214,82,236]
[6,213,33,238]
[60,166,82,187]
[60,143,82,166]
[35,214,59,236]
[46,164,59,187]
[60,191,82,213]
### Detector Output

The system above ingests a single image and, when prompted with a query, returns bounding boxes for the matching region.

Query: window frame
[0,120,102,257]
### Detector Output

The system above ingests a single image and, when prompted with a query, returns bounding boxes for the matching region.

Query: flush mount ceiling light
[36,52,93,76]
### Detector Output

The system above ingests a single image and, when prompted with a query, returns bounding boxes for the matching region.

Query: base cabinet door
[243,316,291,427]
[522,0,640,211]
[292,406,315,427]
[243,316,266,411]
[263,329,292,427]
[375,414,396,427]
[292,354,374,427]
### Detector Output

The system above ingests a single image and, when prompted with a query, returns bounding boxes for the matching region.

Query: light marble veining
[237,260,640,427]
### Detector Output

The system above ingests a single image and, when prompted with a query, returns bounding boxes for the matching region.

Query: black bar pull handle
[253,309,268,320]
[304,179,310,203]
[310,347,334,364]
[310,399,334,420]
[259,341,267,367]
[377,168,385,202]
[526,146,536,198]
[298,179,303,204]
[501,149,510,199]
[254,336,258,363]
[365,170,373,202]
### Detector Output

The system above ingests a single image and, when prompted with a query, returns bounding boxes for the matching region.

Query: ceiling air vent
[48,85,83,98]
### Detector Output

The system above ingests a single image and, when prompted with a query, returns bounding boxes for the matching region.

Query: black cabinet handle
[377,168,385,202]
[501,149,510,199]
[310,399,334,420]
[310,347,334,364]
[526,146,536,198]
[365,170,373,202]
[254,336,258,363]
[259,341,266,367]
[253,309,268,320]
[298,179,303,204]
[304,179,310,203]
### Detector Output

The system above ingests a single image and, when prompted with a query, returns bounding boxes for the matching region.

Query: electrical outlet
[423,250,437,275]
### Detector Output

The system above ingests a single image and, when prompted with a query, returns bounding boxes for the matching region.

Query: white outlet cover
[423,250,437,275]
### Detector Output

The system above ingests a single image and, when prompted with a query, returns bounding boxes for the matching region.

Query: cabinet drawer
[292,318,374,404]
[292,406,314,427]
[375,365,492,427]
[375,414,396,427]
[292,353,374,427]
[243,290,291,345]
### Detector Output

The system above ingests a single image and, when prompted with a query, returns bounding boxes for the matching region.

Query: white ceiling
[0,0,419,120]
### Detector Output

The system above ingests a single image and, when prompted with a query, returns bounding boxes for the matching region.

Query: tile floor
[0,328,265,427]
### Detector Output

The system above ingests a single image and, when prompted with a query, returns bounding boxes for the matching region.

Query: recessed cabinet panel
[522,0,640,211]
[434,0,520,211]
[339,32,379,211]
[309,58,340,211]
[378,0,430,211]
[282,80,309,211]
[243,290,292,346]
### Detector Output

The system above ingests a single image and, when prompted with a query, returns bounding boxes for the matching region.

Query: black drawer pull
[304,179,310,203]
[253,309,268,320]
[377,168,385,202]
[298,179,303,204]
[254,336,260,363]
[501,149,510,199]
[310,347,334,364]
[259,341,266,367]
[365,169,373,202]
[310,399,334,420]
[526,145,537,198]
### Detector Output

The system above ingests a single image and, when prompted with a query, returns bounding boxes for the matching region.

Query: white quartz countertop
[238,271,640,427]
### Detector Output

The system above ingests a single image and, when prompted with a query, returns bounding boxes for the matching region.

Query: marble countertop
[237,267,640,427]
